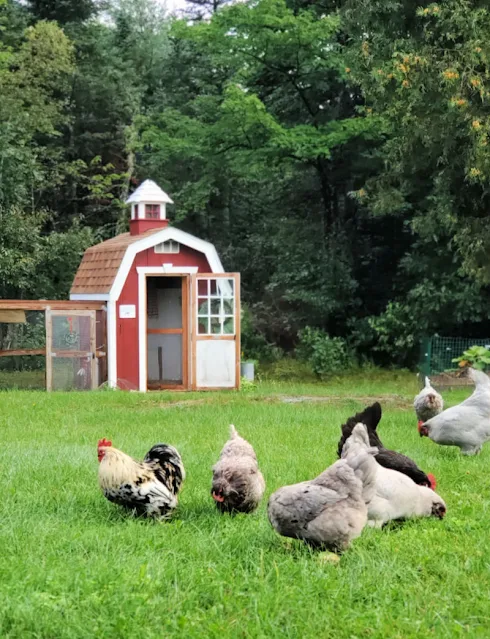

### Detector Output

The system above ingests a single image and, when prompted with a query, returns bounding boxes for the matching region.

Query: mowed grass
[1,373,490,638]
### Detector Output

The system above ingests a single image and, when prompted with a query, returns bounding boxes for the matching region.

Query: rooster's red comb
[427,473,437,491]
[98,438,112,448]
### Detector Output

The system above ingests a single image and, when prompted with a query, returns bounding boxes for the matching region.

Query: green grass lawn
[1,374,489,638]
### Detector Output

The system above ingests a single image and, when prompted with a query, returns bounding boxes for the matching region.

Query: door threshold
[147,383,188,391]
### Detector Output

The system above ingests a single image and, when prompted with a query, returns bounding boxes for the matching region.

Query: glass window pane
[210,317,222,335]
[210,299,221,315]
[218,278,234,298]
[209,279,218,296]
[222,299,234,315]
[198,317,209,334]
[223,317,235,335]
[197,298,209,315]
[145,204,160,219]
[197,279,208,296]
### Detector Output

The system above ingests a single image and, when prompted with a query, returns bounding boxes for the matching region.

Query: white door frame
[136,265,197,392]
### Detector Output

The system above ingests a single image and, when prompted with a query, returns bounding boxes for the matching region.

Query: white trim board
[136,265,198,275]
[107,300,117,388]
[138,270,147,392]
[110,227,224,302]
[70,293,110,301]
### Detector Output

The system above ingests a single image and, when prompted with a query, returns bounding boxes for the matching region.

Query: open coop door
[191,274,240,390]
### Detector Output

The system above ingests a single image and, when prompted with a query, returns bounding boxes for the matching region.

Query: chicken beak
[212,491,225,503]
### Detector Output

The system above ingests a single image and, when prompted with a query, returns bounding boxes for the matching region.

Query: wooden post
[45,308,52,391]
[89,310,97,389]
[158,346,163,381]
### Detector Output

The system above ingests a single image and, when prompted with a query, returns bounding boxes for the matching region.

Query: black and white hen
[97,439,185,520]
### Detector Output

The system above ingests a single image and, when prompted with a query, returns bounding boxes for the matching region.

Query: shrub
[259,358,317,382]
[240,305,283,363]
[296,327,354,378]
[452,345,490,371]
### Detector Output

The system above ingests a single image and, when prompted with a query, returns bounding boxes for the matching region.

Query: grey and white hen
[420,368,490,455]
[211,425,265,513]
[267,423,378,552]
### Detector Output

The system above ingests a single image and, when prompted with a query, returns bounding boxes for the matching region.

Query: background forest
[2,0,490,371]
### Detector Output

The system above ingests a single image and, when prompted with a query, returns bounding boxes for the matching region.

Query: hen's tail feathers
[341,423,369,457]
[469,367,490,388]
[342,423,378,458]
[337,402,383,458]
[424,376,431,389]
[229,424,238,438]
[343,426,378,504]
[144,444,185,484]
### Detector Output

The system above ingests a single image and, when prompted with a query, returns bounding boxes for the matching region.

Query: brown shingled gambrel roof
[70,228,164,295]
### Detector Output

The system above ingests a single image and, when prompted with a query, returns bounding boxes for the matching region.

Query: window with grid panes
[197,278,235,335]
[154,240,180,254]
[145,204,160,219]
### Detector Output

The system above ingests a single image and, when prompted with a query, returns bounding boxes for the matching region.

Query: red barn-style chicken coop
[70,180,240,391]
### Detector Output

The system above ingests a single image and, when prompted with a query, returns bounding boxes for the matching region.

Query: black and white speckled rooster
[97,439,185,520]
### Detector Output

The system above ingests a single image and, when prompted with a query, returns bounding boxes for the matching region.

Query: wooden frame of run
[144,274,189,391]
[45,309,97,391]
[190,273,240,391]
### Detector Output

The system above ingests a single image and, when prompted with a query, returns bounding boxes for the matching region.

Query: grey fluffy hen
[211,425,265,513]
[414,376,444,424]
[267,424,378,552]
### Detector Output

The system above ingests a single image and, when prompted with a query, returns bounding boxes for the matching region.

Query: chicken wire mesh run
[0,311,46,390]
[419,336,490,377]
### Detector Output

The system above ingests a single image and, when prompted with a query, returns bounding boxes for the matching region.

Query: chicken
[419,368,490,455]
[337,402,436,490]
[342,422,447,528]
[97,438,185,519]
[414,376,444,426]
[267,428,378,552]
[211,425,265,513]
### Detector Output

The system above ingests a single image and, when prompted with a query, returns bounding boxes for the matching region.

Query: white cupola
[126,179,174,235]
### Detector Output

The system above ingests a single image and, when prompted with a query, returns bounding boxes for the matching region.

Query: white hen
[419,368,490,455]
[414,376,443,424]
[342,424,447,528]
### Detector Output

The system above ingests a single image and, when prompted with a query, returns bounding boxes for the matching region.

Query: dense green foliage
[2,0,490,367]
